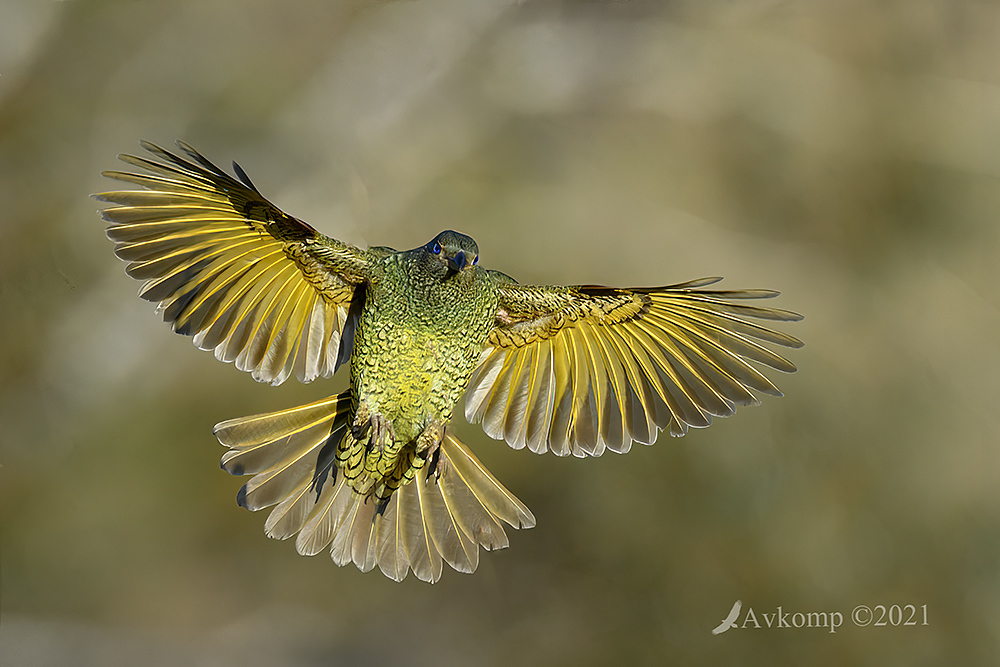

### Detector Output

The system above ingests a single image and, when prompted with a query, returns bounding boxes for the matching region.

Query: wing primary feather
[101,141,369,387]
[546,336,574,456]
[464,349,506,424]
[143,140,229,180]
[563,328,599,455]
[602,327,656,444]
[523,339,556,454]
[588,326,630,452]
[645,310,798,373]
[625,320,709,430]
[639,315,784,396]
[629,317,739,418]
[502,347,534,450]
[231,161,261,193]
[480,351,519,442]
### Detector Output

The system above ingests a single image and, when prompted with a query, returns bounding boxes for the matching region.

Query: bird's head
[418,230,479,280]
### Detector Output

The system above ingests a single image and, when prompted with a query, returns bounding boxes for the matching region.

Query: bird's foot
[352,409,396,453]
[416,423,447,479]
[350,403,370,441]
[369,414,396,452]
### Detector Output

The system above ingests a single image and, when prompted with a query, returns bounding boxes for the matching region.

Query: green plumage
[343,237,499,502]
[98,141,802,583]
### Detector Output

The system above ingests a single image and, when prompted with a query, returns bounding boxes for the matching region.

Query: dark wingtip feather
[174,140,231,179]
[137,141,176,165]
[232,160,260,193]
[174,139,198,155]
[676,276,724,289]
[236,484,248,508]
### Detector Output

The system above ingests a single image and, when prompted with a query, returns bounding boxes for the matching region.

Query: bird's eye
[432,242,442,254]
[473,255,479,265]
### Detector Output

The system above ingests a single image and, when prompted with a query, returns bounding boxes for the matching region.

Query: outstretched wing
[97,141,373,385]
[465,277,803,457]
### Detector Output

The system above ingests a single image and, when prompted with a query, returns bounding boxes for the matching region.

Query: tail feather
[405,477,444,583]
[440,432,536,532]
[239,451,321,512]
[263,434,341,540]
[214,394,535,582]
[375,494,408,581]
[295,472,352,556]
[216,395,348,471]
[420,471,479,574]
[350,499,378,573]
[215,392,351,534]
[329,492,365,567]
[263,477,317,540]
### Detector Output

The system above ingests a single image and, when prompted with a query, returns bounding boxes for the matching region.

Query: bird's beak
[446,250,467,273]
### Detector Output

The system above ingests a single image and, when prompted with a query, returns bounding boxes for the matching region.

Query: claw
[416,423,447,479]
[351,405,396,452]
[368,414,396,452]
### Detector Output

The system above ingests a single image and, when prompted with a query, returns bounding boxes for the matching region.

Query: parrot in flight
[97,141,802,583]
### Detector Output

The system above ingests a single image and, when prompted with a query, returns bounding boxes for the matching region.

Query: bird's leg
[351,402,395,453]
[369,415,396,453]
[415,422,447,479]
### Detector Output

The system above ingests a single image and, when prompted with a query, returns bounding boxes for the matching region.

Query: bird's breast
[351,313,488,443]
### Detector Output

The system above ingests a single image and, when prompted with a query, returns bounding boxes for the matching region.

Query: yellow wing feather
[467,279,803,456]
[97,141,371,385]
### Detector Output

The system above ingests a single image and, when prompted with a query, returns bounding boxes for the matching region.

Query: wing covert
[465,278,803,457]
[97,141,371,385]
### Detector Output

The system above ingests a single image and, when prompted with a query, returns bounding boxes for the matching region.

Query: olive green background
[2,0,998,665]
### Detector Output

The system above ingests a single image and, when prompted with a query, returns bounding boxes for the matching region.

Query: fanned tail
[214,395,535,583]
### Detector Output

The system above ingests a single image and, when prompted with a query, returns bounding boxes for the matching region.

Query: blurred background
[2,0,999,664]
